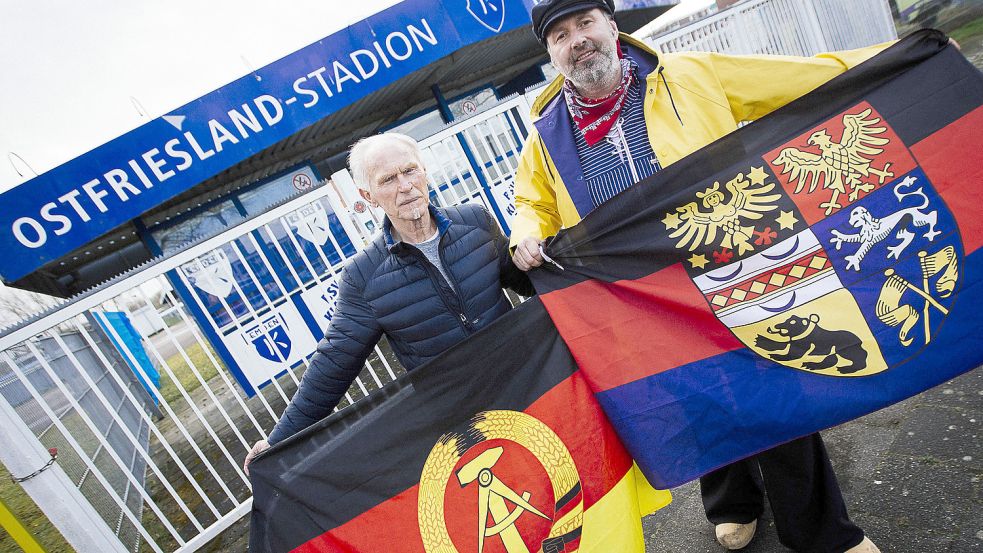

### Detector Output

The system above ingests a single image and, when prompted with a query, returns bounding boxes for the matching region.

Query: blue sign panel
[0,0,672,282]
[164,191,357,396]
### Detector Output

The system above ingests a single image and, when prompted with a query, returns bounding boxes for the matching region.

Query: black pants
[700,433,865,553]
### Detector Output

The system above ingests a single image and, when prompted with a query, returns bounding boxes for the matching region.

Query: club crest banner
[532,30,983,488]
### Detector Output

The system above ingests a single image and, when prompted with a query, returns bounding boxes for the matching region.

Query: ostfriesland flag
[248,297,670,552]
[531,30,983,489]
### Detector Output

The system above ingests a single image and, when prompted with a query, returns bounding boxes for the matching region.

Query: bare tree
[0,284,61,327]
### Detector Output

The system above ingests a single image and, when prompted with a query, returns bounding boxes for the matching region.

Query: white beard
[568,41,620,93]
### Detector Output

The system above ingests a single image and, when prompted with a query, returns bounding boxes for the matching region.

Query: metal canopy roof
[10,6,669,298]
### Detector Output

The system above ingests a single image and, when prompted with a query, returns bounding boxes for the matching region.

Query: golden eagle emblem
[668,172,781,256]
[772,108,896,215]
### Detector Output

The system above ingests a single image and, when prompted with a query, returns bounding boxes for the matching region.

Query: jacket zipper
[405,240,475,333]
[436,242,477,332]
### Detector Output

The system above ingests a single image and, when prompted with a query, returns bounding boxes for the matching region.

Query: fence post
[323,172,375,247]
[0,392,128,553]
[793,0,831,53]
[455,130,512,234]
[871,0,899,42]
[730,6,756,54]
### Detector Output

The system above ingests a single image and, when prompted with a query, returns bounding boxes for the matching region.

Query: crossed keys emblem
[456,447,550,553]
[876,246,958,346]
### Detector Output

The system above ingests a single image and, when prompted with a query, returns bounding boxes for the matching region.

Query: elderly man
[511,1,887,552]
[244,133,532,471]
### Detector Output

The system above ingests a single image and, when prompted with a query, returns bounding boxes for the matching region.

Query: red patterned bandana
[563,44,635,146]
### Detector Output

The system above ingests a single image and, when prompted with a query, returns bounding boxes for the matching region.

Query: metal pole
[0,497,44,553]
[0,380,129,553]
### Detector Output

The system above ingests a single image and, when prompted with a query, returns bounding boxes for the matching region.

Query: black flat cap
[531,0,616,45]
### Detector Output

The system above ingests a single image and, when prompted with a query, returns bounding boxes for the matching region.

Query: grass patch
[0,462,73,552]
[948,16,983,45]
[157,341,222,404]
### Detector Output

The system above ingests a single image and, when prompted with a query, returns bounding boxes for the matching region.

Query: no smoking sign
[292,173,313,191]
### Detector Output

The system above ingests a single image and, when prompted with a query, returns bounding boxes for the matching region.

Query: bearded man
[511,1,887,551]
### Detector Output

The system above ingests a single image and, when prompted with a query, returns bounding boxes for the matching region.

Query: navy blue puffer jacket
[268,204,533,444]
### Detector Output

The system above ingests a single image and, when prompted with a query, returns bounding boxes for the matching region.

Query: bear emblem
[754,313,867,374]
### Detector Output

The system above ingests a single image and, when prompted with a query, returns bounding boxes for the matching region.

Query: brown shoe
[845,537,881,553]
[714,519,757,550]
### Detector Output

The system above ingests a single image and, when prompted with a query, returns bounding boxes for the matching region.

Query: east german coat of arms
[662,102,961,377]
[418,410,584,553]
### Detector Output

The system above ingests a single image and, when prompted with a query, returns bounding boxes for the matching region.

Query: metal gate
[0,184,396,552]
[635,0,897,56]
[418,97,532,234]
[0,95,533,552]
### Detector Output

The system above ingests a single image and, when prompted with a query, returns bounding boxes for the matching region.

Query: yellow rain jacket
[511,33,890,247]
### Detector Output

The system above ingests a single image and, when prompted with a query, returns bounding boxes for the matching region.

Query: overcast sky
[0,0,400,194]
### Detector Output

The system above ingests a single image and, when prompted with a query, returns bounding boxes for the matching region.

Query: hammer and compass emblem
[458,447,551,553]
[419,410,584,553]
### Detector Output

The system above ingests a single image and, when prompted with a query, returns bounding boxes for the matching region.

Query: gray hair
[348,133,424,190]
